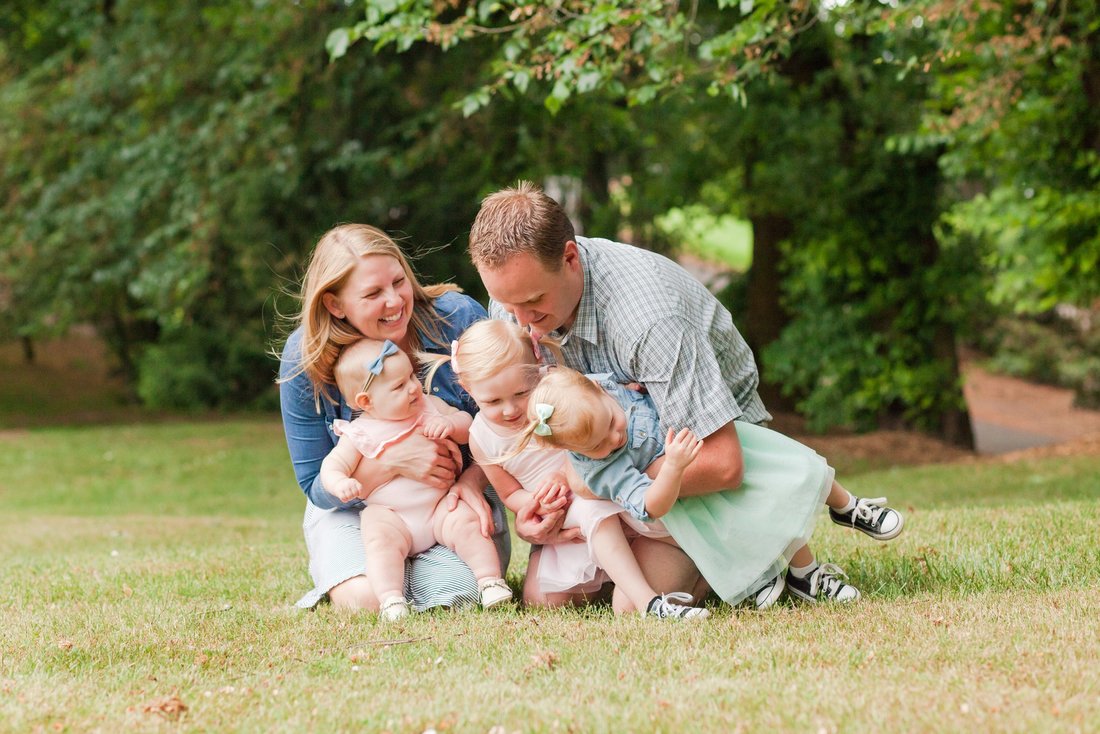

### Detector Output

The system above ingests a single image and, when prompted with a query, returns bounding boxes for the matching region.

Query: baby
[319,338,511,620]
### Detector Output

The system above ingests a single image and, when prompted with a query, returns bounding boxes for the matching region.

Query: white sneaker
[379,596,410,622]
[752,573,786,609]
[478,579,513,608]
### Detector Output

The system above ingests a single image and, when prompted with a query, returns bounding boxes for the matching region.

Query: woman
[279,223,510,610]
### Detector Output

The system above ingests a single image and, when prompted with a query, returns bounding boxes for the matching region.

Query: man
[468,181,772,609]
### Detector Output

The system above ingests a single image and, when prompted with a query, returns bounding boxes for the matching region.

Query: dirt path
[962,362,1100,453]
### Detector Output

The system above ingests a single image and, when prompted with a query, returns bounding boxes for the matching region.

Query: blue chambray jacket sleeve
[278,328,358,511]
[424,292,488,417]
[437,290,489,334]
[570,452,653,523]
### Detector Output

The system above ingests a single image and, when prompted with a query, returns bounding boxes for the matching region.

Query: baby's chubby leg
[432,500,503,583]
[360,505,414,606]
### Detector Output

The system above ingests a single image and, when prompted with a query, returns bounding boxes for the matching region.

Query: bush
[979,311,1100,409]
[136,327,276,411]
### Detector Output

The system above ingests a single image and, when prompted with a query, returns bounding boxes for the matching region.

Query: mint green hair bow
[533,403,554,436]
[362,339,400,393]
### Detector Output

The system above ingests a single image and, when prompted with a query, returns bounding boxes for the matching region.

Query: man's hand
[514,500,582,545]
[533,474,572,515]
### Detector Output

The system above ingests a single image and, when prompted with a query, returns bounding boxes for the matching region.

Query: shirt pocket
[628,405,661,450]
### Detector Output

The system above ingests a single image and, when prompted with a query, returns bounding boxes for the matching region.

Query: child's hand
[533,475,572,514]
[663,428,703,472]
[420,416,453,440]
[333,477,363,502]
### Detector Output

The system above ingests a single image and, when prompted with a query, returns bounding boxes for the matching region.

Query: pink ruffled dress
[469,414,668,593]
[333,402,450,555]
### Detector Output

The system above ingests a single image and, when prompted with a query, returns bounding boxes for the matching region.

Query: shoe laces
[650,592,703,618]
[851,496,889,525]
[809,563,850,599]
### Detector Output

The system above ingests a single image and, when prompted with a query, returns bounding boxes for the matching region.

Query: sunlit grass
[655,205,753,271]
[1,420,1098,732]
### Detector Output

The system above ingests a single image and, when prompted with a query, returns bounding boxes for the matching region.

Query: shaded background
[2,1,1098,450]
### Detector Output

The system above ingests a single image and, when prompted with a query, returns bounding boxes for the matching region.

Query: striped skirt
[295,485,511,610]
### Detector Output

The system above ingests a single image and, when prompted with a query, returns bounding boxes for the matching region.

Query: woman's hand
[378,432,460,489]
[448,469,493,538]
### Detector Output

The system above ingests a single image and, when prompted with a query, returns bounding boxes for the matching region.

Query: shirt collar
[557,237,598,346]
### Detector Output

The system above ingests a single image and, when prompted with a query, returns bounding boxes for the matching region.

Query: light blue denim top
[279,290,486,510]
[569,377,666,523]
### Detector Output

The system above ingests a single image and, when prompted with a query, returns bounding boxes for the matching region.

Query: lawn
[1,419,1098,733]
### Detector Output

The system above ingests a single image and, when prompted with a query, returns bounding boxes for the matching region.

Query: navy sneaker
[645,592,711,620]
[830,496,904,541]
[785,564,860,603]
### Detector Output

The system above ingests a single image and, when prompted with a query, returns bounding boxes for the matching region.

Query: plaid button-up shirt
[489,236,770,437]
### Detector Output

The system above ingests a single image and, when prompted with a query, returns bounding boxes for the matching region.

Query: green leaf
[576,71,602,94]
[325,27,351,60]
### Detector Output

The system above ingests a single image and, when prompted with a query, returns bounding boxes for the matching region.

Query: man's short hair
[468,181,576,271]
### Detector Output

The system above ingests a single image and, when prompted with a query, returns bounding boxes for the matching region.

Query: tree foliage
[331,0,981,441]
[913,0,1100,312]
[3,0,1095,436]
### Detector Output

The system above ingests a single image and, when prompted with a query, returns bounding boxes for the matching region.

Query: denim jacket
[569,378,666,522]
[278,291,486,509]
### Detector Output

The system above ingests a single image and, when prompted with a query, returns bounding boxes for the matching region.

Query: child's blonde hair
[509,367,609,457]
[421,319,560,393]
[281,223,457,401]
[332,338,410,405]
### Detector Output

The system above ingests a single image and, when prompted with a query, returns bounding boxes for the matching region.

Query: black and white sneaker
[785,563,860,603]
[645,592,711,620]
[830,496,904,541]
[751,573,786,610]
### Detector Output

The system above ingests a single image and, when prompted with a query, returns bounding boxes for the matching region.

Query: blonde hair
[509,367,609,458]
[468,181,576,271]
[282,223,457,401]
[421,319,561,394]
[332,338,410,406]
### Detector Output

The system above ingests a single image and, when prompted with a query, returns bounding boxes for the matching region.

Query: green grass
[655,205,753,271]
[2,420,1099,732]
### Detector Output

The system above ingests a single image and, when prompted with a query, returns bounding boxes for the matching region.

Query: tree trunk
[21,336,35,364]
[745,213,796,412]
[934,324,975,448]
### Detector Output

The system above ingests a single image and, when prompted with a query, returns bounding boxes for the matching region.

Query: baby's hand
[533,475,572,514]
[333,477,363,502]
[663,428,703,472]
[420,416,453,440]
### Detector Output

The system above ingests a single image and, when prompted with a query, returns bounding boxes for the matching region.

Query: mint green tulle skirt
[660,421,835,606]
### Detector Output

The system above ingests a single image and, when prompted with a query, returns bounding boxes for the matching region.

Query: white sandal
[478,579,513,608]
[379,596,411,622]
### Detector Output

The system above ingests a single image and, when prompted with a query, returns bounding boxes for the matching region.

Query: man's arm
[644,420,743,495]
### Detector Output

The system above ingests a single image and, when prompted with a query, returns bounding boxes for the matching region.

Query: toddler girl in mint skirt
[512,367,905,607]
